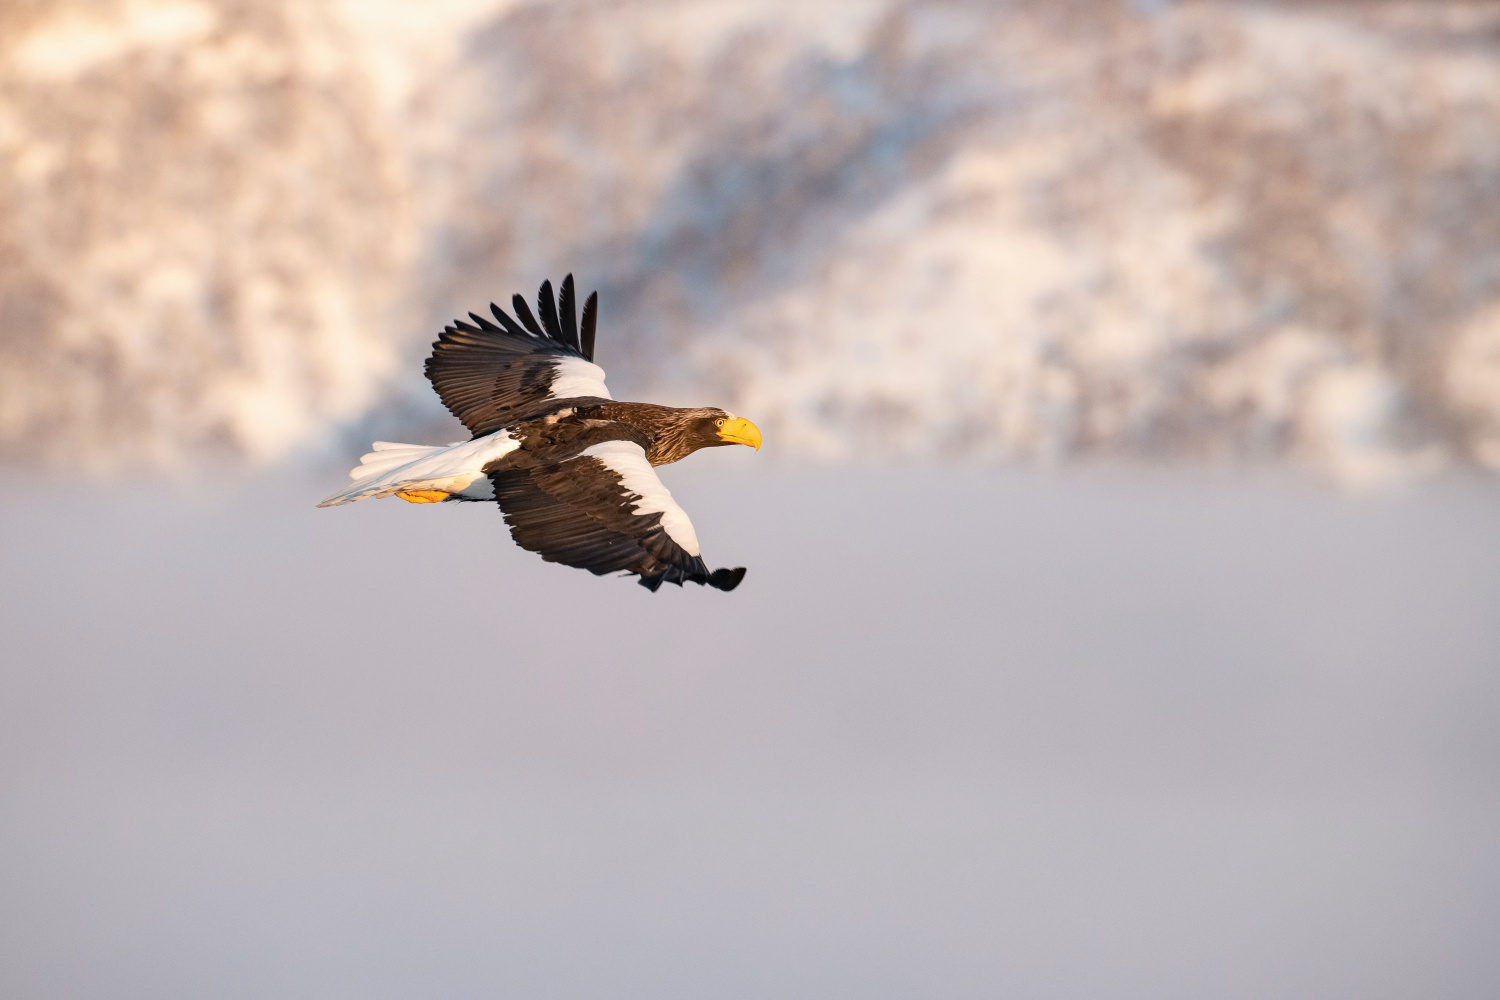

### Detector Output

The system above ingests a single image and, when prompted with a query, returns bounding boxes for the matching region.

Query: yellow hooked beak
[717,417,762,451]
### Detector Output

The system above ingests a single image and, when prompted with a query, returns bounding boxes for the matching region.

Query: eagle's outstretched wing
[491,440,745,591]
[426,274,609,437]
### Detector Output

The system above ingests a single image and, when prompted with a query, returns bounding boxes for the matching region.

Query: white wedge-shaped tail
[317,432,520,506]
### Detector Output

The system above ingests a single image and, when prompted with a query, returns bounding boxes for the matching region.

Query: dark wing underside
[490,447,745,592]
[426,275,605,437]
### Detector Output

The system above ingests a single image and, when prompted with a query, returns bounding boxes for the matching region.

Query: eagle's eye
[714,418,725,427]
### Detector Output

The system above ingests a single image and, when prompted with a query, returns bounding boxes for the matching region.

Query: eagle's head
[669,407,762,455]
[703,409,762,451]
[647,407,762,465]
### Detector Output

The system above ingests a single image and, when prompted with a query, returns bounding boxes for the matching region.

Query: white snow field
[1,462,1497,999]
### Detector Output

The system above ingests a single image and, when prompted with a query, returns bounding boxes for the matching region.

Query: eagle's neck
[588,402,710,466]
[645,418,704,466]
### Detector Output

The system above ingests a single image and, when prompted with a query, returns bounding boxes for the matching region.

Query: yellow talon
[396,490,450,504]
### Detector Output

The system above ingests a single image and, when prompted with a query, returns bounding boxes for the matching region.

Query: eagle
[318,275,761,592]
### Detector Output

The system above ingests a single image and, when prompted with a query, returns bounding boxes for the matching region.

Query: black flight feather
[537,280,564,346]
[708,567,747,591]
[512,294,544,336]
[488,302,530,338]
[558,274,579,352]
[468,312,500,333]
[580,291,597,362]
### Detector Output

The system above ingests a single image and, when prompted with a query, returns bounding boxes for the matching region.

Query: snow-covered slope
[0,0,410,465]
[5,0,1500,483]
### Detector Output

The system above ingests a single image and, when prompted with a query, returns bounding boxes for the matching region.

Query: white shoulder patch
[582,441,700,555]
[550,357,612,400]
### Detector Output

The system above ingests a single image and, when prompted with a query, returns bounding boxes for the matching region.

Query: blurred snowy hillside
[4,0,1500,483]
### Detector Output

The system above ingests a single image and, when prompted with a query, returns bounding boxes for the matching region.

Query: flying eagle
[318,275,761,591]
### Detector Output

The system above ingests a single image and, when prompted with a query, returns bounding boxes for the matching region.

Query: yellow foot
[396,490,450,504]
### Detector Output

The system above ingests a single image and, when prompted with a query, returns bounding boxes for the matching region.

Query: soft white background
[4,2,1500,995]
[3,458,1498,998]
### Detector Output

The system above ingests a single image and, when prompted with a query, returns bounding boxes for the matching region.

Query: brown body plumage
[497,403,743,471]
